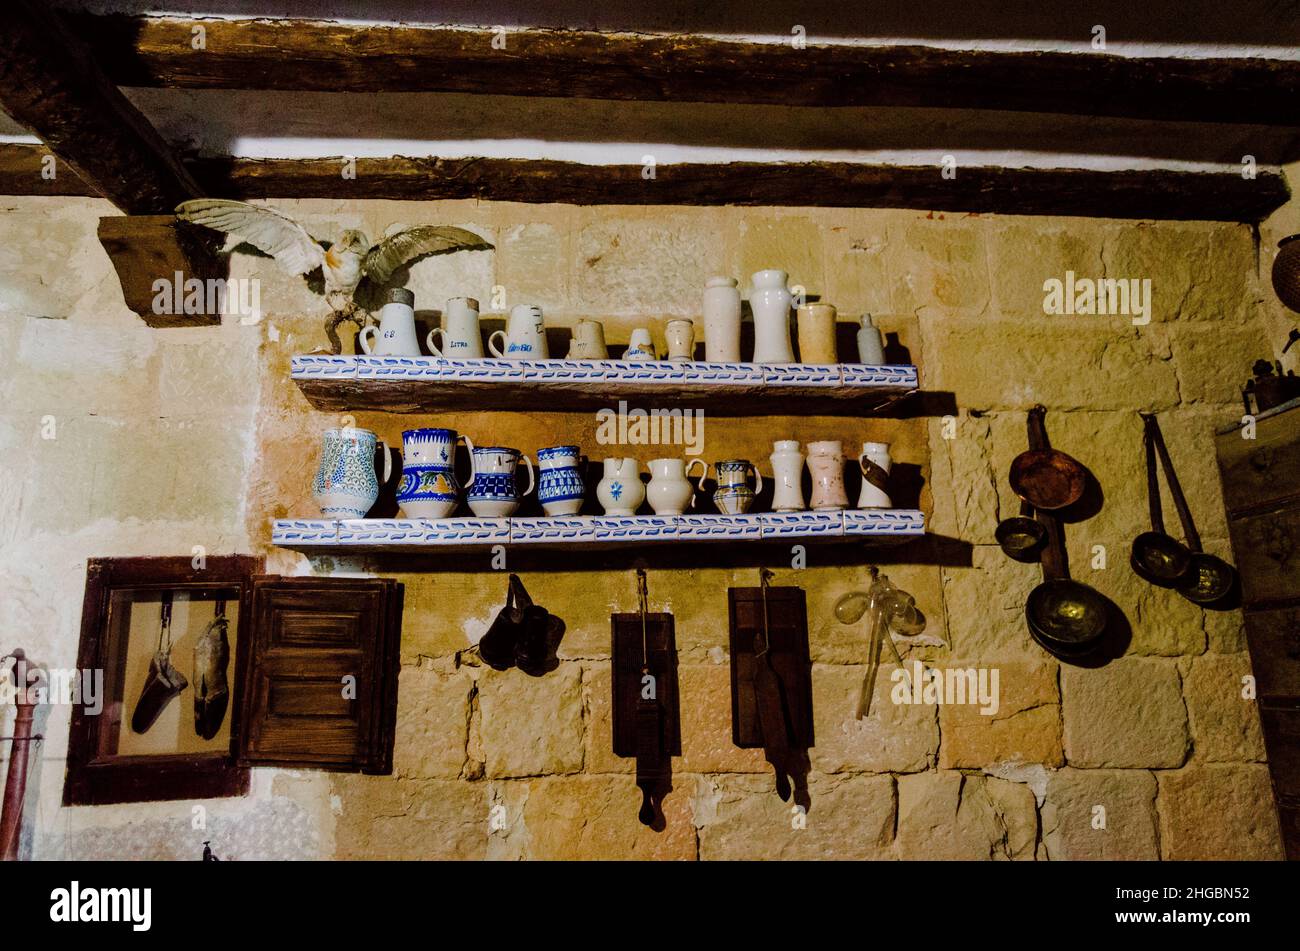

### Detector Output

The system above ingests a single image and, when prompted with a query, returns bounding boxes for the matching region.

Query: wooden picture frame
[64,555,261,806]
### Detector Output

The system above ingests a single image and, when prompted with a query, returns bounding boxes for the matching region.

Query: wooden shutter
[238,576,402,774]
[728,586,814,749]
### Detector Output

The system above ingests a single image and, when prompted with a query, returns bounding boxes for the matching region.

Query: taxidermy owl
[175,199,493,352]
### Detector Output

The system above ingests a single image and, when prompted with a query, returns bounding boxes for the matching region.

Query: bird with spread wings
[176,199,493,352]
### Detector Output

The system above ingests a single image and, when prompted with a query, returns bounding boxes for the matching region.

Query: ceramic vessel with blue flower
[537,445,586,516]
[711,459,764,514]
[312,427,391,519]
[397,428,473,518]
[596,457,644,515]
[467,446,534,517]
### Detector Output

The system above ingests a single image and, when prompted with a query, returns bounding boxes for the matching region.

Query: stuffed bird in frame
[175,199,493,351]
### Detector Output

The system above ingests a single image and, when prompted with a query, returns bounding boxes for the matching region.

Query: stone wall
[0,193,1288,860]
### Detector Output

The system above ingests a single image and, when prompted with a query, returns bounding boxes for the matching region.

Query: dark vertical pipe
[0,649,36,861]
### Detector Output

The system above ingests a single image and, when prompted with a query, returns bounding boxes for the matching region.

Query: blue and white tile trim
[273,510,923,549]
[291,355,917,391]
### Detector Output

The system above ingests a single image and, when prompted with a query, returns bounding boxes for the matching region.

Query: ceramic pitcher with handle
[711,459,764,514]
[312,427,392,519]
[647,457,707,515]
[467,446,535,517]
[489,304,549,359]
[537,445,587,516]
[397,427,474,518]
[427,297,484,358]
[596,458,644,515]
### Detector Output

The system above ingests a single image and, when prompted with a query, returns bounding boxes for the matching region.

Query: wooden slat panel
[1228,506,1300,606]
[67,14,1300,126]
[1244,609,1300,700]
[1217,407,1300,517]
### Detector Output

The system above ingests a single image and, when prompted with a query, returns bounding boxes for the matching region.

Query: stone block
[938,659,1063,768]
[810,663,939,773]
[1061,658,1189,767]
[478,664,584,778]
[1183,653,1266,763]
[1041,768,1159,860]
[896,771,1038,859]
[488,774,697,860]
[392,665,473,779]
[696,773,895,860]
[1157,765,1284,860]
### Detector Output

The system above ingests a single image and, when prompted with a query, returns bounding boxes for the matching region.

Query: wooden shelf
[290,356,918,415]
[273,510,924,555]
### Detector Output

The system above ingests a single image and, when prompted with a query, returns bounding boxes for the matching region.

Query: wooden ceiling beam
[1,145,1282,222]
[0,0,202,213]
[65,13,1300,126]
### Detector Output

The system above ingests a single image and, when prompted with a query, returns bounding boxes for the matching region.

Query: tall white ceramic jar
[769,440,806,512]
[857,441,894,508]
[749,269,794,363]
[702,276,742,362]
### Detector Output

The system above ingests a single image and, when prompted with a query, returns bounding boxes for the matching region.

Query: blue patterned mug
[537,445,586,516]
[312,428,392,520]
[467,446,535,517]
[397,428,474,519]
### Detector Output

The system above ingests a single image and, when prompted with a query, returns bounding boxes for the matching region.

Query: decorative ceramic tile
[518,360,624,382]
[761,364,843,387]
[759,511,845,537]
[681,362,765,386]
[591,515,679,542]
[603,361,686,384]
[842,509,926,536]
[840,364,919,389]
[334,518,511,545]
[509,517,599,544]
[676,514,764,540]
[271,519,339,545]
[291,355,355,380]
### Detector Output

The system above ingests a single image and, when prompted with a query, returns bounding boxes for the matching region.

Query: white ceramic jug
[596,458,645,516]
[769,440,806,512]
[857,441,894,509]
[427,296,483,358]
[489,304,549,359]
[749,269,794,363]
[807,440,848,511]
[647,457,707,515]
[702,276,742,362]
[359,288,421,356]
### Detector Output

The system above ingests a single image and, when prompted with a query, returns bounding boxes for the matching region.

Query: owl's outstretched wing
[362,226,493,286]
[176,199,326,276]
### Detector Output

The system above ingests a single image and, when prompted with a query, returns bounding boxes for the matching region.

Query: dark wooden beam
[67,14,1300,126]
[0,144,1287,222]
[193,155,1290,223]
[0,144,97,198]
[0,1,202,213]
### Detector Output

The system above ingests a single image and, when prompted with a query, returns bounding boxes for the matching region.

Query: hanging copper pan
[1009,406,1087,511]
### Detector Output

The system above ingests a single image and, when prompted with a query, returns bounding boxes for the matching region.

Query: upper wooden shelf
[291,356,918,416]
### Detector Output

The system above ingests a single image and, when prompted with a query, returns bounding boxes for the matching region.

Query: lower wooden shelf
[272,509,924,554]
